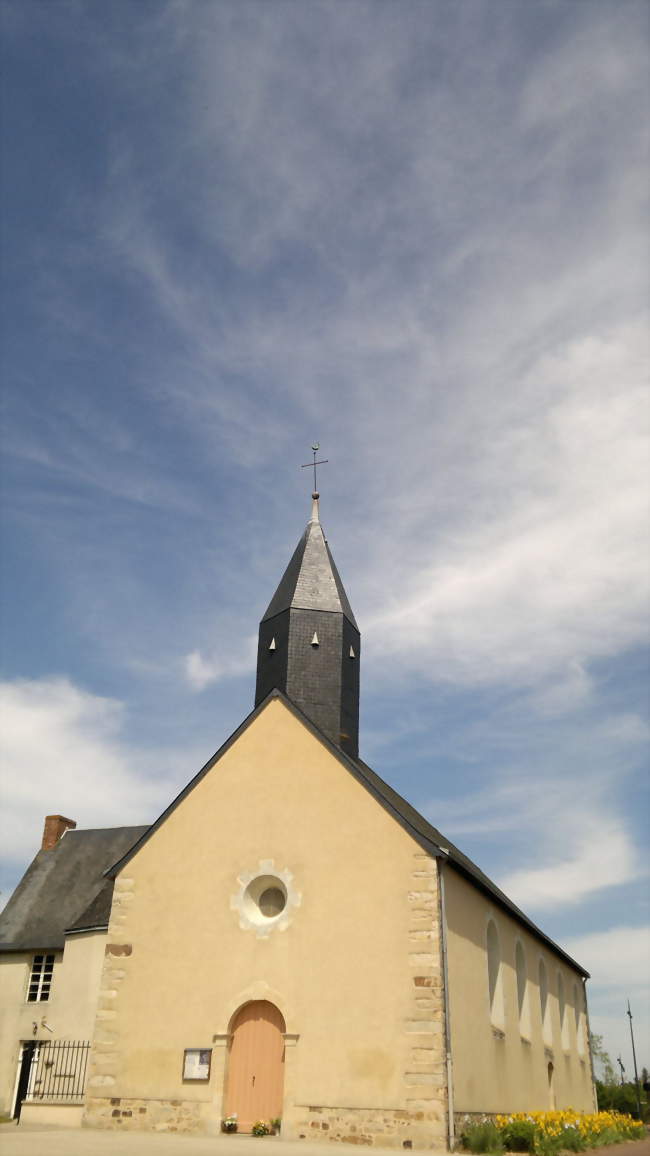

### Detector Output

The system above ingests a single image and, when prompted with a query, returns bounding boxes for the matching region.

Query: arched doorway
[225,1001,285,1131]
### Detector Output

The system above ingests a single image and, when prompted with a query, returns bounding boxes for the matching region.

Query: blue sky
[1,0,648,1071]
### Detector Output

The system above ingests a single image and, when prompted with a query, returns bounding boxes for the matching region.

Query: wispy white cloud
[565,926,650,991]
[500,820,638,910]
[566,926,650,1069]
[363,324,648,688]
[184,635,257,691]
[425,708,649,908]
[65,3,647,700]
[0,678,190,893]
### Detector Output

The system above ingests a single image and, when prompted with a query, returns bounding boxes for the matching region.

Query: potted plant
[271,1117,282,1135]
[222,1114,238,1133]
[252,1120,271,1136]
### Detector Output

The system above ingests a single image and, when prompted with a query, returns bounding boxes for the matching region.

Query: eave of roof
[106,690,589,978]
[65,925,108,936]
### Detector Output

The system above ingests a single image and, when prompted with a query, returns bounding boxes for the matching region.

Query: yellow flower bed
[495,1109,644,1145]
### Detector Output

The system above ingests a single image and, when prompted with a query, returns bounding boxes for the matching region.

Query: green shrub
[552,1125,584,1152]
[502,1119,537,1151]
[595,1080,645,1120]
[532,1135,560,1156]
[461,1121,505,1153]
[589,1125,626,1147]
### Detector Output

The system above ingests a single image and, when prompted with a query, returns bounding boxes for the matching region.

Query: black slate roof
[107,690,589,978]
[66,880,117,934]
[261,503,358,628]
[0,826,148,952]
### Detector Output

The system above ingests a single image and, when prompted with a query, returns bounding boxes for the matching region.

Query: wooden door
[225,1001,285,1131]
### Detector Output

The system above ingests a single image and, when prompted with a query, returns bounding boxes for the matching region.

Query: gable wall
[84,700,448,1146]
[443,865,595,1117]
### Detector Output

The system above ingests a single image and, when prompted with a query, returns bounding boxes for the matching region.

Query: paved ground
[0,1123,416,1156]
[0,1125,647,1156]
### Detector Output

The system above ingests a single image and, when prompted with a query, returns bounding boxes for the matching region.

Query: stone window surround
[230,859,301,938]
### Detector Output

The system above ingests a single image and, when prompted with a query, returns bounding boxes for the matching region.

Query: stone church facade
[0,495,596,1145]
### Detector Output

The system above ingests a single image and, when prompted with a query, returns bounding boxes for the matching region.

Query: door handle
[252,1075,255,1086]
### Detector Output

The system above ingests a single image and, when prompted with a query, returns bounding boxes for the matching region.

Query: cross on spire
[301,442,328,495]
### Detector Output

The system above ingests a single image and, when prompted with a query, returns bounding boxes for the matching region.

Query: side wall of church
[83,699,449,1148]
[442,866,596,1119]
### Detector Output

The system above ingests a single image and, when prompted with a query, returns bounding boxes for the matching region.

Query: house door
[225,1001,285,1131]
[13,1042,37,1120]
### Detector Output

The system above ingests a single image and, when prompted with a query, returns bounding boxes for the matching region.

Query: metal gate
[15,1039,90,1115]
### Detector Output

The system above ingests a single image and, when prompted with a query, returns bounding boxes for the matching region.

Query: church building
[0,493,596,1147]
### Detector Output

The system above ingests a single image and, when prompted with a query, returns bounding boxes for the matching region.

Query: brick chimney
[42,815,76,851]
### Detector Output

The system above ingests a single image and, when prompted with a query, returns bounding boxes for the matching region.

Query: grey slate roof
[66,880,117,934]
[107,690,589,978]
[0,826,148,952]
[261,504,358,628]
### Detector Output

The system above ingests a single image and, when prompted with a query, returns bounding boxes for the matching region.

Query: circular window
[259,886,286,917]
[242,875,288,924]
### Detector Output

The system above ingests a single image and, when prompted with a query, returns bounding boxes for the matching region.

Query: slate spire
[255,492,360,758]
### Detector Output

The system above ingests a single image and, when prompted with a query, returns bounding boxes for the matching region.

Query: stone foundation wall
[84,1096,204,1133]
[292,1104,445,1149]
[454,1111,495,1127]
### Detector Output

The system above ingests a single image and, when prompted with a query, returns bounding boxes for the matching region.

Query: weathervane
[301,442,328,495]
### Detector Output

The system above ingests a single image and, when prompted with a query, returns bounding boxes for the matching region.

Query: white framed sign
[182,1048,212,1081]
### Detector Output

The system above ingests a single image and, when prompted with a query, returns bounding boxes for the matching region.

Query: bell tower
[254,491,360,758]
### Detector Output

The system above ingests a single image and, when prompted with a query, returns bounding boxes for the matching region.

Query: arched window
[547,1060,556,1109]
[539,958,551,1045]
[515,941,531,1039]
[558,972,570,1050]
[486,919,505,1030]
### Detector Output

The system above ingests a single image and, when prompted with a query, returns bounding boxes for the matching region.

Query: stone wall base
[454,1110,497,1134]
[83,1097,448,1147]
[83,1096,207,1133]
[291,1104,448,1149]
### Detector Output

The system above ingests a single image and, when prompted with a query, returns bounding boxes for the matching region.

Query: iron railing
[24,1040,90,1102]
